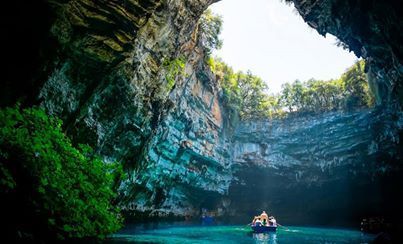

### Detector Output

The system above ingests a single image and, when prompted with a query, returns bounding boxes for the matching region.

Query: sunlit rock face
[228,109,402,225]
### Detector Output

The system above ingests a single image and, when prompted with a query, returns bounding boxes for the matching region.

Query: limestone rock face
[39,0,215,158]
[120,61,233,217]
[36,0,230,217]
[230,109,402,225]
[234,110,402,176]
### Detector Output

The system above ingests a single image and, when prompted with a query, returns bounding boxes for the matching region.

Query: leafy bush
[280,78,345,113]
[162,57,186,93]
[198,9,223,55]
[208,57,285,120]
[342,60,374,108]
[0,106,122,241]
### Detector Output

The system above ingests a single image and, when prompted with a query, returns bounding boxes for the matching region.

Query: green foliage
[279,60,374,113]
[199,11,373,119]
[208,57,241,123]
[198,9,223,55]
[280,78,344,113]
[208,57,284,120]
[0,106,122,240]
[163,57,186,92]
[208,57,374,121]
[237,71,270,120]
[342,60,374,108]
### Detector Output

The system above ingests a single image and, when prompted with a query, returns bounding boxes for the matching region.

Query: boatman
[260,211,269,224]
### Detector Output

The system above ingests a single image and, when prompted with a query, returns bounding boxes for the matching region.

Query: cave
[0,0,57,107]
[0,0,401,242]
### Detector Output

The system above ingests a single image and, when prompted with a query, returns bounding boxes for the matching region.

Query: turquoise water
[109,224,375,243]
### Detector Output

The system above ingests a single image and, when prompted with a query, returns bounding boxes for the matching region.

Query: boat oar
[276,223,289,230]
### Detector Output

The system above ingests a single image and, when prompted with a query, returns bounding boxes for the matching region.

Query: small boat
[251,224,277,233]
[201,215,214,225]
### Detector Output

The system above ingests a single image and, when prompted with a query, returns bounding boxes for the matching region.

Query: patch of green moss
[162,57,186,92]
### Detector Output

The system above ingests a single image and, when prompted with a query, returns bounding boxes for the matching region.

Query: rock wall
[229,109,402,225]
[24,0,231,217]
[119,47,233,217]
[38,0,216,161]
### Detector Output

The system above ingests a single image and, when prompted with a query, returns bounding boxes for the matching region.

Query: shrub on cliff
[342,60,374,108]
[162,57,186,93]
[199,9,223,55]
[0,106,122,241]
[208,57,285,120]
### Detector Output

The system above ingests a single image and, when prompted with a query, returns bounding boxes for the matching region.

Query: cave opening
[209,0,358,94]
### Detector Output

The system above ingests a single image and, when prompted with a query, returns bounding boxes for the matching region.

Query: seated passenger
[253,215,264,223]
[251,216,258,225]
[254,218,262,226]
[269,216,277,226]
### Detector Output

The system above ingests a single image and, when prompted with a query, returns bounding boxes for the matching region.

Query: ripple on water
[108,225,375,244]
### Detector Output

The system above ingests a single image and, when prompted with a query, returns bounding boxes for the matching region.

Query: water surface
[109,223,375,243]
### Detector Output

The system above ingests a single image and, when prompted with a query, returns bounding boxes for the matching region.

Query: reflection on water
[252,232,277,244]
[107,224,375,243]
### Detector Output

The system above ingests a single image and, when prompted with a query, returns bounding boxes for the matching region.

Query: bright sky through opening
[209,0,358,93]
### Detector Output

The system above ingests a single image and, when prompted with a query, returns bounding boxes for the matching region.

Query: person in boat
[252,216,258,224]
[254,217,262,226]
[260,211,269,224]
[268,216,277,226]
